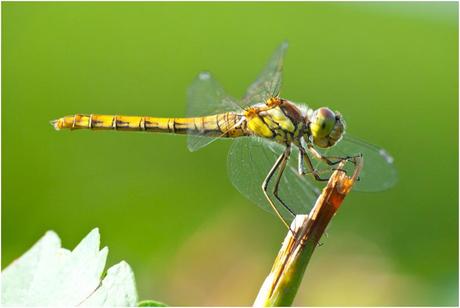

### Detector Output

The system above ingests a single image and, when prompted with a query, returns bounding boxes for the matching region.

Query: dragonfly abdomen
[51,113,247,137]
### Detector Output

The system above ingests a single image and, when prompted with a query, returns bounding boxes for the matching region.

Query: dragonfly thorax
[245,99,308,145]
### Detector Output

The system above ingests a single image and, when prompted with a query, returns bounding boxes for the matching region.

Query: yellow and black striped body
[52,99,310,147]
[52,113,248,138]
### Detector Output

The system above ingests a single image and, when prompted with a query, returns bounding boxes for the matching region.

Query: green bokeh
[2,2,457,306]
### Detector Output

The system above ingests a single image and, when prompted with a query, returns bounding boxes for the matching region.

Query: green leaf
[2,228,138,306]
[138,299,168,307]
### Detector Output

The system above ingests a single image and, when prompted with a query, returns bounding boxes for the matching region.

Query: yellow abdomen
[51,113,247,138]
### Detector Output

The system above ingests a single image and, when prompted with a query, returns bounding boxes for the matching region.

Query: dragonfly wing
[240,42,288,108]
[227,137,320,222]
[187,72,241,152]
[320,135,398,191]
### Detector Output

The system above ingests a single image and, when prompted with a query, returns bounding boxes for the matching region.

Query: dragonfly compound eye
[310,107,344,148]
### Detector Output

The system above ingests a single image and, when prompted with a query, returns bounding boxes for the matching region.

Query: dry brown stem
[254,157,363,307]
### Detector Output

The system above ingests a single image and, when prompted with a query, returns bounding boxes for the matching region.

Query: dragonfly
[52,43,397,230]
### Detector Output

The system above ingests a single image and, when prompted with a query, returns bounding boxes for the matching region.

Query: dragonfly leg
[306,144,356,166]
[272,148,297,218]
[300,147,329,182]
[262,146,296,233]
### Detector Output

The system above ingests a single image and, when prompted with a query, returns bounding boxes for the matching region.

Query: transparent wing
[227,137,321,222]
[319,135,398,191]
[187,72,241,152]
[240,42,288,108]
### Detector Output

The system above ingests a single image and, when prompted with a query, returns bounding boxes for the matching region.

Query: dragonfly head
[308,107,345,148]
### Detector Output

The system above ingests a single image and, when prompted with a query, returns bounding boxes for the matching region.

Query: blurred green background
[2,2,458,306]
